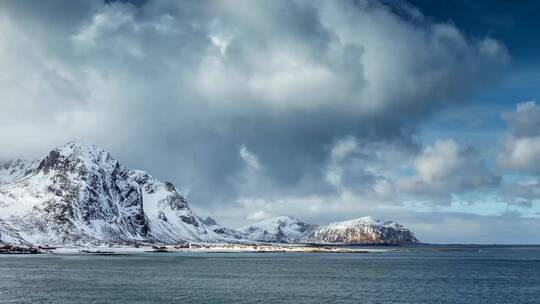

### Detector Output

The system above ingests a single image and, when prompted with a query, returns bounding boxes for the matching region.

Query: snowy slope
[307,216,419,245]
[128,170,221,243]
[199,216,248,241]
[0,141,222,245]
[0,159,39,185]
[239,216,316,243]
[0,219,29,245]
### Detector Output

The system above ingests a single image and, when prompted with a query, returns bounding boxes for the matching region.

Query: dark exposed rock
[306,217,419,245]
[0,244,41,254]
[180,216,199,227]
[240,216,419,245]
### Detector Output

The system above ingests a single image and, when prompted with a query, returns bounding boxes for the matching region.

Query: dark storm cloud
[0,1,508,222]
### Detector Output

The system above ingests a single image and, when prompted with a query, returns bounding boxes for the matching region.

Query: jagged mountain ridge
[199,216,218,226]
[238,216,316,243]
[0,141,420,246]
[239,216,419,245]
[0,159,39,185]
[0,141,222,245]
[199,216,248,241]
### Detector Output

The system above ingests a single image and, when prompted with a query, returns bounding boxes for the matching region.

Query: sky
[0,0,539,244]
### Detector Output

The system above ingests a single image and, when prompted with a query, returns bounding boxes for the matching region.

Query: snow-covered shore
[42,243,391,255]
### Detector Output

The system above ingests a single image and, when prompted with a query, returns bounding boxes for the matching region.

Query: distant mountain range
[0,141,419,246]
[207,215,418,245]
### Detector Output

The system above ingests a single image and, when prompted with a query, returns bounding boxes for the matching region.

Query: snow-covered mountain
[199,216,248,240]
[199,216,218,226]
[307,216,419,245]
[0,159,39,185]
[0,219,30,245]
[0,141,420,246]
[239,216,419,245]
[239,216,316,243]
[0,141,222,245]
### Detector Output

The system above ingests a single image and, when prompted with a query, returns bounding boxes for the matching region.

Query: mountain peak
[325,216,403,230]
[311,216,419,244]
[257,216,298,224]
[200,216,218,226]
[57,140,104,155]
[0,140,223,245]
[345,216,379,225]
[36,140,117,175]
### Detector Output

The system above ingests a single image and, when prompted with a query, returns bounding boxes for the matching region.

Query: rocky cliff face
[307,217,419,245]
[239,216,419,245]
[0,141,221,245]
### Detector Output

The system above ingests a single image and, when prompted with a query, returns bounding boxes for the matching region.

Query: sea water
[0,245,539,303]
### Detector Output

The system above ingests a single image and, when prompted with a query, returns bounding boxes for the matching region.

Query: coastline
[5,243,537,256]
[0,243,394,255]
